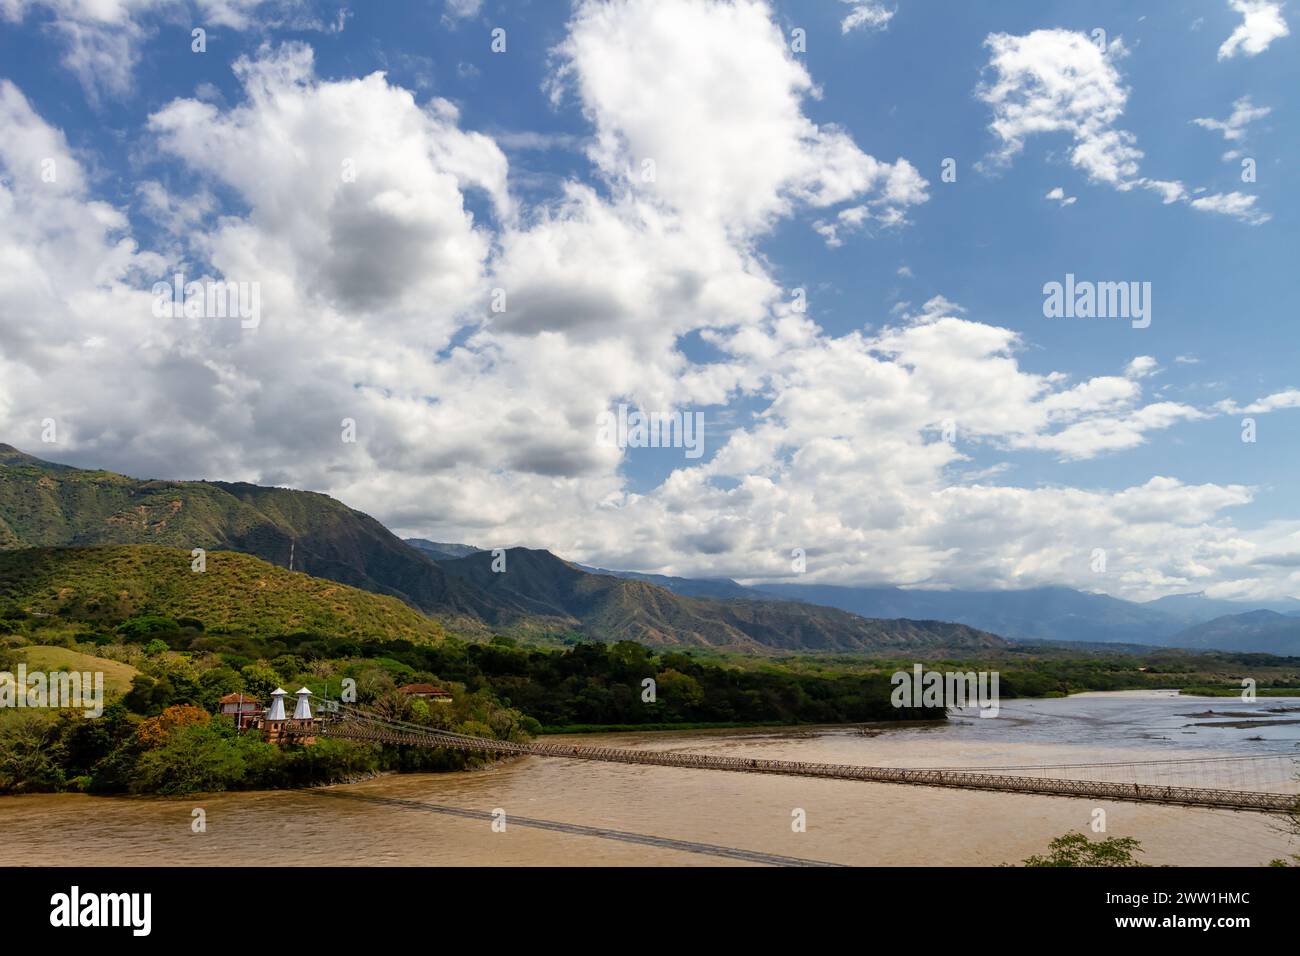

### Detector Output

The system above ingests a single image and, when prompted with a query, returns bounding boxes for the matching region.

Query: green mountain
[0,545,448,642]
[1,444,1010,654]
[438,548,1009,653]
[0,443,491,620]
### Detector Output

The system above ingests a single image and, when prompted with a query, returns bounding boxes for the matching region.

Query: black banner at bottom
[0,865,1290,941]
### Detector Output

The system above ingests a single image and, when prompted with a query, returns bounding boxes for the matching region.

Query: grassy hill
[10,646,140,693]
[0,444,493,619]
[0,546,448,642]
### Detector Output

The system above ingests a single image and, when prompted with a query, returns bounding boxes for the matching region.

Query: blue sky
[0,0,1296,599]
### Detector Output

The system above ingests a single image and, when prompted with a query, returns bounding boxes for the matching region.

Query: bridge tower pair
[264,687,315,744]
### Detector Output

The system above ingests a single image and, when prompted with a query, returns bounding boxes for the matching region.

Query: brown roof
[397,683,451,696]
[219,692,260,704]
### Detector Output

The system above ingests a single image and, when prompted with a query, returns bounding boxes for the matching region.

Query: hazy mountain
[754,583,1187,645]
[1169,610,1300,657]
[574,564,754,600]
[1143,591,1300,625]
[406,539,483,561]
[438,548,1010,653]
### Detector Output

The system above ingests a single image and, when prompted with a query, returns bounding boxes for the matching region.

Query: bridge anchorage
[257,691,1300,815]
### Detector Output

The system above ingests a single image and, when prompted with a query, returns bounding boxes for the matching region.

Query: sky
[0,0,1297,601]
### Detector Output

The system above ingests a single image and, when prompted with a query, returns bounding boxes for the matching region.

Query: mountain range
[566,561,1300,653]
[4,443,1297,656]
[0,444,1005,654]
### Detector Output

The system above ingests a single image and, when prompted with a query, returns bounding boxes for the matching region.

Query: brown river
[2,692,1298,866]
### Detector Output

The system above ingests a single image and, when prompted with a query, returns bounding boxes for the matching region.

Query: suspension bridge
[265,689,1300,815]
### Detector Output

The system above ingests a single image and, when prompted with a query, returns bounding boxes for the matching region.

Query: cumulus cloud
[977,28,1269,224]
[978,30,1142,186]
[548,0,927,239]
[1218,0,1290,59]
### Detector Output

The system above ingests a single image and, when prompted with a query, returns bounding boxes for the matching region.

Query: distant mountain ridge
[436,548,1009,653]
[573,564,754,600]
[406,539,483,561]
[1169,610,1300,657]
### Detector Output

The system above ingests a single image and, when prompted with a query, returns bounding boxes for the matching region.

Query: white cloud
[978,30,1142,187]
[977,28,1267,224]
[1141,179,1188,204]
[1193,95,1272,144]
[1216,389,1300,415]
[0,1,313,100]
[1218,0,1290,59]
[1045,186,1077,207]
[839,1,894,34]
[1125,356,1158,378]
[1190,190,1271,224]
[548,0,927,238]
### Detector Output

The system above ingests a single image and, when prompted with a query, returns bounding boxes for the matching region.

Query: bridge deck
[311,718,1300,814]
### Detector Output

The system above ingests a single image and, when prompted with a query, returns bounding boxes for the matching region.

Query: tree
[239,662,282,700]
[1022,832,1148,867]
[137,704,210,748]
[0,711,67,793]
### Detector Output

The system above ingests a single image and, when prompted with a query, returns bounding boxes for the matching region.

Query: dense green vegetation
[760,646,1300,699]
[0,611,939,794]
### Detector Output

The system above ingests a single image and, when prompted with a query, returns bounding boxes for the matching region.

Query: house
[218,692,262,729]
[397,683,453,703]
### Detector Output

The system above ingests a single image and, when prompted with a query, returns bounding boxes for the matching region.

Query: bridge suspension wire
[288,698,1300,815]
